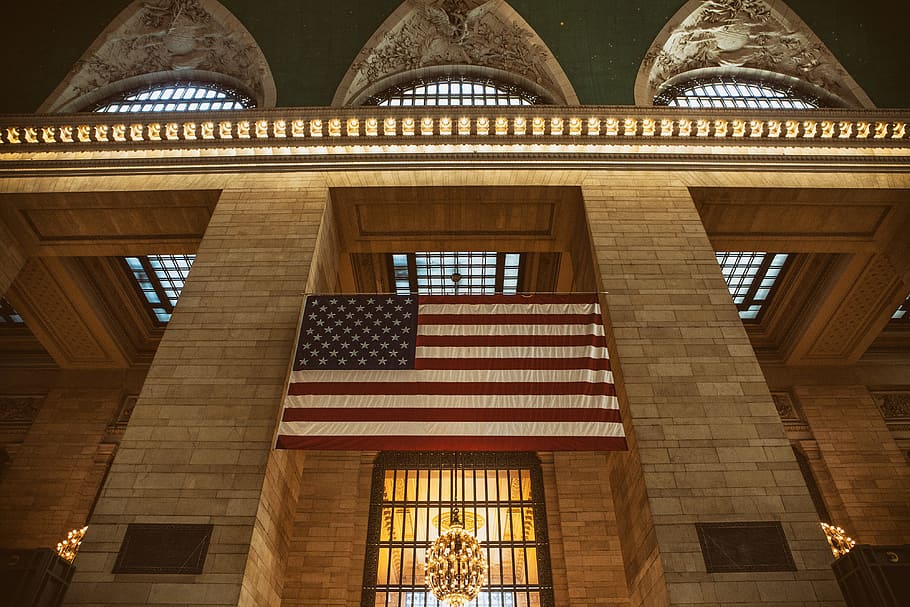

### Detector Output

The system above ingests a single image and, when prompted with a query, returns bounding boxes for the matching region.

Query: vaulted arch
[634,0,873,108]
[39,0,276,112]
[333,0,578,106]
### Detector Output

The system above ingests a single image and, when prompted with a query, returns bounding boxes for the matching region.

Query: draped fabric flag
[276,294,626,450]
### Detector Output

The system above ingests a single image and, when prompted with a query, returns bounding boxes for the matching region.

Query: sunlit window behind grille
[94,84,252,113]
[363,452,553,607]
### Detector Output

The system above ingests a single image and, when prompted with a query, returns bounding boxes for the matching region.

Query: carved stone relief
[771,392,800,422]
[636,0,871,107]
[41,0,275,112]
[335,0,577,106]
[871,392,910,420]
[0,396,44,425]
[104,395,138,444]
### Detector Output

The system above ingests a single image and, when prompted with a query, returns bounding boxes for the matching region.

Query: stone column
[583,176,843,607]
[796,385,910,545]
[65,185,333,607]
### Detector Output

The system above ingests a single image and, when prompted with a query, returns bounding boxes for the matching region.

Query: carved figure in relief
[350,0,556,98]
[645,0,849,99]
[54,0,269,110]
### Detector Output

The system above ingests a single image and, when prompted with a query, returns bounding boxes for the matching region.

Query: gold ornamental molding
[0,107,908,173]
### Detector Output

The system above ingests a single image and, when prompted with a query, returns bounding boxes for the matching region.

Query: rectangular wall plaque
[113,523,213,574]
[696,522,797,573]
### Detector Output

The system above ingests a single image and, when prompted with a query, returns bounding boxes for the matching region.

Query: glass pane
[95,83,252,112]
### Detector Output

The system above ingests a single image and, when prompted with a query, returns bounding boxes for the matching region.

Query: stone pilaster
[65,185,331,607]
[583,176,843,607]
[0,387,121,548]
[796,385,910,545]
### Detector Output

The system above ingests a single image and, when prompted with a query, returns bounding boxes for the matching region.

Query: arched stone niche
[634,0,873,108]
[333,0,578,106]
[40,0,276,112]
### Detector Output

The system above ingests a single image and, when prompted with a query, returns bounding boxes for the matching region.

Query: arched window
[92,82,254,113]
[655,76,819,109]
[365,76,541,107]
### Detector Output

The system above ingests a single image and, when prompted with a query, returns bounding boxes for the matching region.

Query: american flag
[276,294,626,450]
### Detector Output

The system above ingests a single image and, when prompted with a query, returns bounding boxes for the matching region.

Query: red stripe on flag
[288,381,616,396]
[420,294,598,305]
[418,313,603,325]
[275,434,627,451]
[416,334,607,347]
[413,357,611,371]
[282,407,622,423]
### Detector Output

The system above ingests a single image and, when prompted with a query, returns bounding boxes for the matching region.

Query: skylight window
[94,83,253,113]
[392,252,522,295]
[716,252,790,320]
[0,298,24,325]
[124,255,195,323]
[892,294,910,322]
[655,77,818,109]
[368,76,539,106]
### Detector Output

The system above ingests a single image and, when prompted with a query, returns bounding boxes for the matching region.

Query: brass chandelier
[425,458,487,607]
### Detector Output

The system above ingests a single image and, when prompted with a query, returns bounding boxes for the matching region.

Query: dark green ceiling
[2,0,908,114]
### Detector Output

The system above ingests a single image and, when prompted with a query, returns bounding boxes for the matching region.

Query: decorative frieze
[1,111,906,148]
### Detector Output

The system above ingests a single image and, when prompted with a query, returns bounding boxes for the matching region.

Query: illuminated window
[0,298,24,325]
[716,252,790,320]
[367,76,540,106]
[892,294,910,322]
[392,252,522,295]
[362,452,554,607]
[93,83,253,113]
[123,255,195,323]
[655,77,819,109]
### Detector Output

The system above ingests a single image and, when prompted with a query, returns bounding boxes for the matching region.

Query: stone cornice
[0,107,908,174]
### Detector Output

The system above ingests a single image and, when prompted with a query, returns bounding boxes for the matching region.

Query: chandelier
[56,526,88,563]
[820,522,856,559]
[425,460,487,607]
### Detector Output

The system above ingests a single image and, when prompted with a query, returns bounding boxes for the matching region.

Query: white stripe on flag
[279,420,625,437]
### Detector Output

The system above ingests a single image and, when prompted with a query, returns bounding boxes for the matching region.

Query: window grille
[655,77,819,109]
[391,252,522,295]
[362,452,554,607]
[0,298,24,325]
[93,83,253,113]
[123,255,195,323]
[716,252,790,320]
[367,77,540,107]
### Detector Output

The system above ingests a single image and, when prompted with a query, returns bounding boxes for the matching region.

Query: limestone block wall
[552,452,631,607]
[583,176,844,606]
[65,185,331,607]
[795,385,910,545]
[0,386,121,548]
[280,452,372,607]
